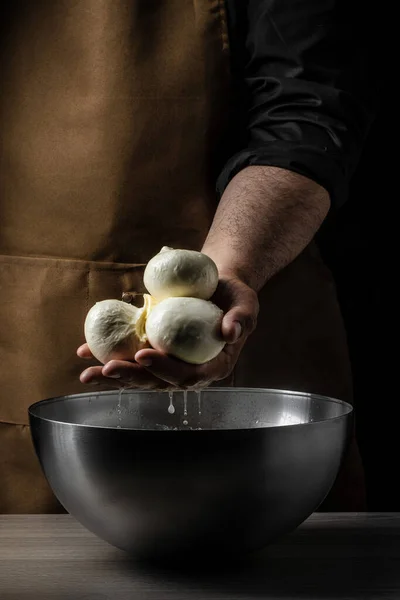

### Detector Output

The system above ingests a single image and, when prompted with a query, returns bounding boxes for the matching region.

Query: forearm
[202,166,330,292]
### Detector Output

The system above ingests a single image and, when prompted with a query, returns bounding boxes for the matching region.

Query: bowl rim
[28,387,353,432]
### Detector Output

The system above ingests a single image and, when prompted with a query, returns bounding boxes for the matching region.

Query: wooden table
[0,513,399,599]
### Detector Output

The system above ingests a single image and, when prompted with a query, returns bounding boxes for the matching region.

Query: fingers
[80,360,169,389]
[80,366,106,384]
[135,348,231,388]
[77,344,93,359]
[221,318,242,344]
[221,303,258,344]
[135,349,203,387]
[219,283,259,344]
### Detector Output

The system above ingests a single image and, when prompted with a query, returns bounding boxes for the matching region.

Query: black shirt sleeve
[219,0,380,208]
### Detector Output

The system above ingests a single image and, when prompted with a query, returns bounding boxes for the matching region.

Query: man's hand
[78,165,329,388]
[77,276,259,389]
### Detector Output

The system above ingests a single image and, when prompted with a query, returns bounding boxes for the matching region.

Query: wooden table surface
[0,513,399,600]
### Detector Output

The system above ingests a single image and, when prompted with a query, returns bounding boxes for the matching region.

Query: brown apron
[0,0,364,514]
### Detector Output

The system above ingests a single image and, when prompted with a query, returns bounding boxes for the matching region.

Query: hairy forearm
[202,166,330,292]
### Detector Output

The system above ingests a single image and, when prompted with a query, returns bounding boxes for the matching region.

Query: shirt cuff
[216,141,350,209]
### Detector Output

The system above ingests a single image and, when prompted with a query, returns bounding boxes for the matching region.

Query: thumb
[212,276,259,344]
[222,316,243,344]
[221,307,257,344]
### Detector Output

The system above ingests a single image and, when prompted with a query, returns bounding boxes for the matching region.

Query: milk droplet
[195,388,202,415]
[168,390,175,414]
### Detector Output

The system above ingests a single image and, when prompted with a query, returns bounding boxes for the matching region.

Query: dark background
[318,105,395,510]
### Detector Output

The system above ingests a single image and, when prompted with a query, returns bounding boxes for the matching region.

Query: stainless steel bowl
[29,388,352,560]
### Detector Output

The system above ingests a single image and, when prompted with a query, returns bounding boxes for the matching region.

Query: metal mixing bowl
[29,388,352,560]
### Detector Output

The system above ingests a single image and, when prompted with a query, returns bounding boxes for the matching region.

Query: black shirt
[219,0,380,208]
